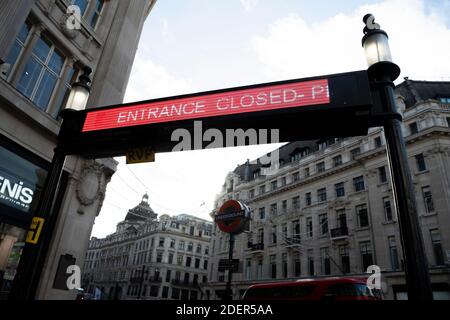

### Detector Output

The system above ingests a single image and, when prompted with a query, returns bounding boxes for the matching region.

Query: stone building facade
[0,0,155,299]
[206,79,450,300]
[82,195,213,300]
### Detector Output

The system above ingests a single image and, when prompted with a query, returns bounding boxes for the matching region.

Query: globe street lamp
[10,67,92,300]
[362,14,433,300]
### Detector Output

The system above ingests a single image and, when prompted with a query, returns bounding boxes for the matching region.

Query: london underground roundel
[215,200,251,235]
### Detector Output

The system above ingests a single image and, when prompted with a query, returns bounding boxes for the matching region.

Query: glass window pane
[17,58,43,98]
[34,71,57,111]
[74,0,89,15]
[48,49,64,75]
[17,21,31,43]
[32,37,51,63]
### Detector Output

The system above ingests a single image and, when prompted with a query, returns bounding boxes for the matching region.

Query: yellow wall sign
[26,217,45,244]
[126,148,155,164]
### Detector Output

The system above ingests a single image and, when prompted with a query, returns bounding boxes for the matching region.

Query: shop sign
[0,170,34,210]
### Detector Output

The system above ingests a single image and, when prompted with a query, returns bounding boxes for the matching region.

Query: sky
[90,0,450,238]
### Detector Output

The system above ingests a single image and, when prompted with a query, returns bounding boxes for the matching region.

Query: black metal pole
[374,78,433,300]
[225,233,235,301]
[9,143,67,300]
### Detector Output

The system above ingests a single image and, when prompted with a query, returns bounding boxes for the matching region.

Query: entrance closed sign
[82,79,330,132]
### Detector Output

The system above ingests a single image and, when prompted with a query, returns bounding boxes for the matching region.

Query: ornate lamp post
[362,14,433,300]
[10,67,92,300]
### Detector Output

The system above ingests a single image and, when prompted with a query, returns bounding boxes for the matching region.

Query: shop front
[0,135,66,299]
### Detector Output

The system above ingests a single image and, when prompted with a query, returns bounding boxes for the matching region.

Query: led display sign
[82,79,330,132]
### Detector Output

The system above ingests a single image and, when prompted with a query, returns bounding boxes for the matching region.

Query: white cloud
[240,0,259,12]
[251,0,450,81]
[124,54,194,103]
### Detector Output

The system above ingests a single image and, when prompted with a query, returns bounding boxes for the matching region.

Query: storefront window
[0,222,26,299]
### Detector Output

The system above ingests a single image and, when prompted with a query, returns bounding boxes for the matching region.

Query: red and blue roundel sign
[215,200,251,234]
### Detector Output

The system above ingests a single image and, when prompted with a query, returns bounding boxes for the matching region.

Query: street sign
[218,259,240,272]
[59,71,374,158]
[126,147,155,164]
[215,200,251,235]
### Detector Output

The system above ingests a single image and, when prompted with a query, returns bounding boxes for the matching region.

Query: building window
[203,260,208,270]
[292,196,300,210]
[249,189,255,198]
[374,136,382,148]
[282,224,287,239]
[4,20,31,79]
[282,253,288,278]
[350,147,361,160]
[171,287,180,299]
[168,253,174,264]
[161,286,169,299]
[409,122,418,134]
[306,217,313,238]
[258,228,264,245]
[256,259,263,280]
[333,155,342,167]
[281,176,287,186]
[294,254,301,277]
[308,250,314,276]
[89,0,105,29]
[320,248,331,275]
[270,255,277,279]
[305,192,312,206]
[16,35,65,112]
[204,246,209,255]
[383,197,393,221]
[259,185,265,194]
[317,188,327,202]
[196,244,202,254]
[156,251,163,263]
[271,180,277,190]
[319,214,328,235]
[353,176,365,192]
[165,269,172,283]
[422,186,434,213]
[388,236,400,270]
[187,242,193,252]
[185,256,192,267]
[430,229,445,265]
[158,237,165,247]
[359,241,373,272]
[339,245,350,274]
[415,154,427,172]
[245,258,252,280]
[378,166,387,183]
[170,238,175,249]
[292,220,300,240]
[258,207,265,220]
[178,241,185,250]
[335,182,345,198]
[356,204,369,227]
[304,167,310,178]
[447,117,450,127]
[270,203,277,215]
[316,162,325,173]
[282,200,287,213]
[177,255,183,266]
[271,226,277,244]
[293,172,300,182]
[195,258,200,268]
